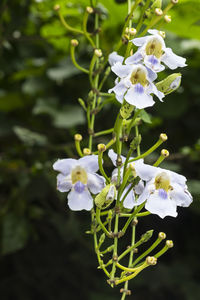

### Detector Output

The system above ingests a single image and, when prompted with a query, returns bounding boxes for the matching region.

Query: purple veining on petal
[74,181,85,193]
[134,83,144,94]
[158,188,168,200]
[148,55,159,66]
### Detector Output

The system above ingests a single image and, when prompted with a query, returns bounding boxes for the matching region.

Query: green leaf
[139,109,152,124]
[1,213,30,255]
[13,126,48,146]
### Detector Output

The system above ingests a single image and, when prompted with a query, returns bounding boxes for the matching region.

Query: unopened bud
[166,240,174,248]
[54,4,60,11]
[116,156,122,166]
[129,28,137,36]
[74,134,82,141]
[97,143,106,152]
[141,230,154,242]
[146,256,157,265]
[94,49,102,57]
[99,233,105,244]
[71,39,79,47]
[86,6,94,14]
[159,133,168,142]
[156,73,182,95]
[125,27,129,34]
[155,8,163,16]
[171,0,178,4]
[158,232,166,240]
[158,30,165,38]
[164,15,171,23]
[161,149,169,157]
[83,148,91,155]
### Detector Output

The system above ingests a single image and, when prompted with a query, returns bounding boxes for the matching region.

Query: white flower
[134,162,193,218]
[53,155,105,211]
[108,61,164,109]
[126,29,187,72]
[108,51,124,66]
[108,149,144,209]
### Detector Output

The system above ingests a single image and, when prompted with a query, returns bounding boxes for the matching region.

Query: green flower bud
[95,184,116,209]
[120,102,134,119]
[99,233,105,245]
[78,98,87,111]
[156,73,182,95]
[152,0,162,9]
[130,134,142,150]
[141,230,154,242]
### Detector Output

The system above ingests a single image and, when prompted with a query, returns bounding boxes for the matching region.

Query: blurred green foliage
[0,0,200,299]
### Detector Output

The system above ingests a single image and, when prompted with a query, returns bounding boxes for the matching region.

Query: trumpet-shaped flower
[126,29,186,72]
[108,149,144,209]
[134,162,193,218]
[53,155,105,211]
[108,62,164,109]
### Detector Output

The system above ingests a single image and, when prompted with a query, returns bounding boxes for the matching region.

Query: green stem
[153,154,166,167]
[110,213,119,282]
[135,125,141,156]
[96,208,111,237]
[94,128,114,137]
[98,67,111,91]
[70,45,89,74]
[131,237,163,267]
[58,11,84,34]
[94,232,110,277]
[136,211,151,217]
[136,0,152,34]
[121,203,145,234]
[83,10,96,48]
[128,138,164,163]
[98,151,110,183]
[75,140,83,157]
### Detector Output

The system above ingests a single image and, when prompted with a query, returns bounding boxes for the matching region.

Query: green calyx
[120,102,134,119]
[156,73,182,95]
[95,184,117,209]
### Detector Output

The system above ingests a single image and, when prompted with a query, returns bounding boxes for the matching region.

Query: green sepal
[95,184,116,209]
[141,230,154,242]
[156,73,182,95]
[120,102,134,119]
[78,98,87,111]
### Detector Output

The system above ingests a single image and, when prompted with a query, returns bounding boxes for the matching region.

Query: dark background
[0,0,200,299]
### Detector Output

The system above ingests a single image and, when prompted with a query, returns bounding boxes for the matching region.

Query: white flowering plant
[53,0,192,298]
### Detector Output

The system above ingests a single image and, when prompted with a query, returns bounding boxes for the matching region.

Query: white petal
[53,158,77,175]
[108,149,126,166]
[79,155,99,173]
[125,50,143,65]
[146,67,157,82]
[56,173,72,192]
[131,36,148,47]
[145,191,177,219]
[162,48,187,70]
[168,169,186,186]
[125,86,155,109]
[148,82,164,101]
[111,62,132,78]
[135,180,144,195]
[122,185,135,209]
[87,173,106,194]
[170,183,193,207]
[148,29,159,35]
[134,160,159,181]
[109,51,124,66]
[108,80,127,102]
[135,185,150,205]
[144,55,165,73]
[68,189,93,211]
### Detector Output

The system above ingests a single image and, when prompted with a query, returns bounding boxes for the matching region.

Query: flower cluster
[108,29,186,109]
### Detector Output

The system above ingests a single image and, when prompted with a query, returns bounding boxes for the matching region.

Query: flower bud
[130,135,142,150]
[156,73,182,95]
[129,28,137,36]
[158,30,166,38]
[97,143,106,152]
[54,4,60,11]
[159,133,168,142]
[166,240,174,248]
[83,148,91,155]
[158,232,166,240]
[164,15,171,23]
[146,256,157,265]
[71,39,79,47]
[95,184,116,209]
[152,0,162,9]
[86,6,94,14]
[155,8,163,16]
[94,49,103,58]
[141,230,154,242]
[99,233,105,244]
[161,149,169,157]
[74,134,82,141]
[171,0,178,4]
